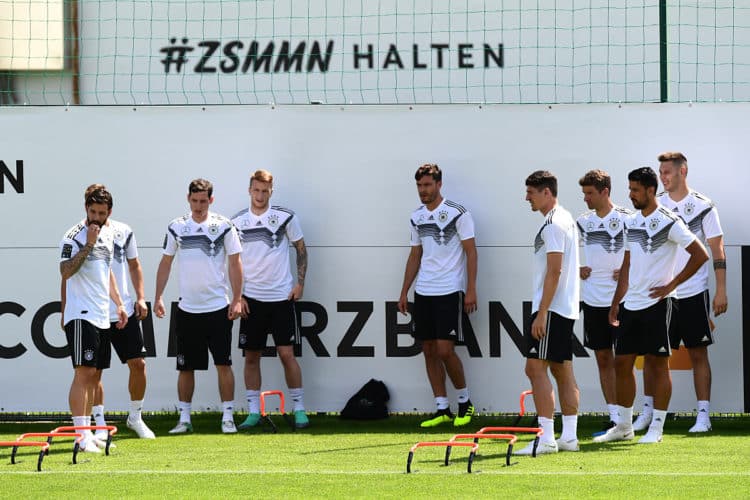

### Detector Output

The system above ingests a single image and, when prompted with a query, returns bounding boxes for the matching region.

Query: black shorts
[107,313,147,364]
[671,290,713,349]
[525,311,575,363]
[615,298,675,357]
[239,297,299,351]
[65,319,111,369]
[175,306,232,370]
[412,291,470,343]
[582,303,619,351]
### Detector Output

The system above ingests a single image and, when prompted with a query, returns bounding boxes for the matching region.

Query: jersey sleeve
[286,214,304,243]
[456,211,475,241]
[224,224,243,255]
[163,225,178,256]
[409,220,421,246]
[125,231,139,260]
[669,218,697,249]
[702,206,723,240]
[542,221,566,253]
[59,236,80,262]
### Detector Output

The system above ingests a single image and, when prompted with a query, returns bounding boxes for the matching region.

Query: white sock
[84,416,95,441]
[560,415,578,441]
[129,400,144,422]
[246,390,260,414]
[456,387,470,404]
[538,416,555,443]
[92,405,106,427]
[617,405,633,428]
[178,401,192,423]
[435,396,449,411]
[641,396,654,417]
[222,401,234,421]
[607,404,618,423]
[697,400,710,420]
[650,409,668,433]
[289,387,305,412]
[73,416,88,441]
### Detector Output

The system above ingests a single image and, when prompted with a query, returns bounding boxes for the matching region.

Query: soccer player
[576,170,632,429]
[516,171,581,455]
[60,186,128,453]
[154,178,244,434]
[631,152,727,433]
[63,184,156,441]
[231,169,310,430]
[398,164,478,428]
[594,167,708,445]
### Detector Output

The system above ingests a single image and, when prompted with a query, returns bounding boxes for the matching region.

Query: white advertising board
[0,103,746,413]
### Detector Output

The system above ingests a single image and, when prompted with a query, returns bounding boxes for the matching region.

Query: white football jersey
[162,211,242,313]
[60,220,115,329]
[232,205,303,302]
[532,205,580,319]
[624,205,696,311]
[576,206,632,307]
[108,219,138,321]
[409,199,474,296]
[658,190,723,298]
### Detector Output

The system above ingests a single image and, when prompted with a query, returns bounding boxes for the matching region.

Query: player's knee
[524,360,545,380]
[74,366,98,385]
[128,357,146,372]
[594,351,614,370]
[277,347,297,364]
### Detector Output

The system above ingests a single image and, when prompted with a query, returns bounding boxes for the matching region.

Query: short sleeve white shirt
[60,220,115,329]
[162,211,242,313]
[624,205,696,310]
[232,205,303,302]
[576,206,632,307]
[108,219,139,321]
[532,206,580,319]
[409,199,474,296]
[658,190,723,298]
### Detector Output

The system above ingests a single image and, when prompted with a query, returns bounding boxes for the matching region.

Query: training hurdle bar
[444,432,518,467]
[475,426,544,458]
[407,441,480,474]
[260,390,295,433]
[512,389,535,426]
[52,425,118,455]
[0,438,51,472]
[1,425,118,471]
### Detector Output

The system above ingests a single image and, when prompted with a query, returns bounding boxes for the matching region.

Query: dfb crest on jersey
[417,214,425,224]
[114,230,124,241]
[609,219,620,231]
[177,354,185,366]
[84,349,94,361]
[181,226,190,234]
[438,210,449,223]
[208,224,219,235]
[649,218,660,231]
[267,214,279,227]
[586,221,595,231]
[684,202,695,216]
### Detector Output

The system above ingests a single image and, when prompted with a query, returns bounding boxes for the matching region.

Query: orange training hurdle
[407,441,479,473]
[259,390,295,432]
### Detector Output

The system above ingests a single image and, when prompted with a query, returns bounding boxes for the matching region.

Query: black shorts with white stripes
[525,311,575,363]
[65,319,111,369]
[239,298,299,351]
[670,290,713,349]
[616,298,675,357]
[412,291,469,344]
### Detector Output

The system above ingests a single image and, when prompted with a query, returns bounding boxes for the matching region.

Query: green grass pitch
[1,413,749,498]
